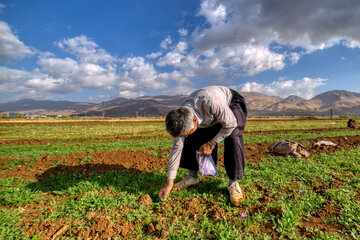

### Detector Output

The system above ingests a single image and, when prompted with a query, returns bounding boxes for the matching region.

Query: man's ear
[193,116,198,125]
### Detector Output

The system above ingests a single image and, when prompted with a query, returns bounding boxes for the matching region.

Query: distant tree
[102,110,106,118]
[330,109,334,118]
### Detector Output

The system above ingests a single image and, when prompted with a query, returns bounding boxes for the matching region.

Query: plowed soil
[1,133,360,239]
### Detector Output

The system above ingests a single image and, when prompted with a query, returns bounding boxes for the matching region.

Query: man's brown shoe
[227,182,245,206]
[173,175,200,189]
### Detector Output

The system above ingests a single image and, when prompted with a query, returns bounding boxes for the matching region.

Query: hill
[1,90,360,117]
[0,99,95,115]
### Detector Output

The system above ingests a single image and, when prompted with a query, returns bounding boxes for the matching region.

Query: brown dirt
[0,148,169,180]
[299,215,341,235]
[18,207,137,239]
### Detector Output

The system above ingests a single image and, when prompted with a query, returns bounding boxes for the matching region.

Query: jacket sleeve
[167,137,184,179]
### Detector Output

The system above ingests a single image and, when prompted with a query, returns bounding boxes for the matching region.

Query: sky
[0,0,360,103]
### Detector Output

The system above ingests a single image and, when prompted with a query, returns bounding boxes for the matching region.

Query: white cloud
[146,51,163,59]
[226,45,285,76]
[157,41,188,67]
[121,57,166,91]
[118,79,137,91]
[71,63,118,89]
[237,77,327,99]
[160,36,172,49]
[57,35,116,64]
[121,57,176,90]
[157,42,285,78]
[13,89,53,101]
[0,66,78,95]
[193,0,360,52]
[342,39,360,48]
[88,94,110,102]
[288,52,300,64]
[118,90,144,98]
[0,66,30,92]
[0,21,34,63]
[25,77,78,94]
[0,34,121,99]
[118,56,192,97]
[38,55,118,90]
[37,57,77,79]
[178,28,188,37]
[198,0,227,25]
[161,85,195,96]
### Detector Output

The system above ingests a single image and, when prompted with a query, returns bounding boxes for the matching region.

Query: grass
[0,138,173,159]
[245,119,345,132]
[0,209,27,240]
[0,117,349,140]
[0,122,164,140]
[0,118,359,239]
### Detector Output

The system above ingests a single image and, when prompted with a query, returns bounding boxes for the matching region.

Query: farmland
[0,117,360,239]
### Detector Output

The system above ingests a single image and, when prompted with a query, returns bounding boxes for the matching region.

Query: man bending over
[159,86,247,206]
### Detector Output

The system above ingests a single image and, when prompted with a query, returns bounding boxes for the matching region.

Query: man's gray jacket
[167,86,237,179]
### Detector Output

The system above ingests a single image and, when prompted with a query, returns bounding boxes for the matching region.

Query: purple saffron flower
[241,212,247,218]
[300,190,304,193]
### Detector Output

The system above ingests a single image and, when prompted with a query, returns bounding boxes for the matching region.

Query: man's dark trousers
[179,90,247,180]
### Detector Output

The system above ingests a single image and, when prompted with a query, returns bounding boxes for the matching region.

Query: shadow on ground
[26,163,228,202]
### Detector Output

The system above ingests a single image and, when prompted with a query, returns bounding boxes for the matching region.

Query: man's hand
[159,179,174,200]
[199,142,212,156]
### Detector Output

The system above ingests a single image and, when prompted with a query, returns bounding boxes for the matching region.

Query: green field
[0,117,359,239]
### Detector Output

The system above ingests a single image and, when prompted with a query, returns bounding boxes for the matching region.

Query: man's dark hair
[165,107,194,137]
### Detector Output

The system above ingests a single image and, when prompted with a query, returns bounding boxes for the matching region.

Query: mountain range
[1,90,360,117]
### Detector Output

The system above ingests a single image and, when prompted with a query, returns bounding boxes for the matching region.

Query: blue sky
[0,0,360,103]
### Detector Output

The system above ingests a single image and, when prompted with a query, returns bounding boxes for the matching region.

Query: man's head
[165,106,197,137]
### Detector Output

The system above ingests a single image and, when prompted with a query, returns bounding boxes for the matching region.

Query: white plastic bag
[313,140,337,146]
[196,151,218,176]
